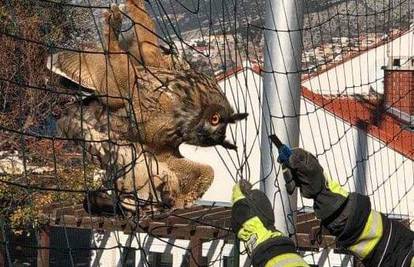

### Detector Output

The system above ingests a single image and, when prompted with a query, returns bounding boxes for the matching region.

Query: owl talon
[184,201,196,209]
[171,198,186,209]
[160,190,175,208]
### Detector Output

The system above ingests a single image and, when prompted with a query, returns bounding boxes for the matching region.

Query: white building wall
[90,230,356,266]
[180,65,414,221]
[90,231,246,267]
[302,250,354,267]
[94,65,413,266]
[299,97,414,223]
[303,29,414,95]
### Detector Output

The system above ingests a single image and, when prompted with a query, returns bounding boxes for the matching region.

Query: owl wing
[122,0,165,68]
[47,51,136,109]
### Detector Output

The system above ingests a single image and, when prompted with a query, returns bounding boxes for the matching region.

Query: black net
[0,0,413,266]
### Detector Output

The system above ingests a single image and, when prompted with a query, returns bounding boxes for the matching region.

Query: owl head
[170,71,248,150]
[183,103,248,150]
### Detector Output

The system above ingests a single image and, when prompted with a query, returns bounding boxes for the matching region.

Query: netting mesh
[0,0,413,266]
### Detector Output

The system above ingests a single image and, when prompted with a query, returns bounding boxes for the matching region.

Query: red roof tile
[216,63,261,81]
[301,87,414,160]
[216,63,414,159]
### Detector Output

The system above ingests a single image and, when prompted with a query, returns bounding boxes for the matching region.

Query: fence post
[189,235,203,267]
[260,0,304,234]
[232,237,240,267]
[0,223,5,267]
[37,227,50,267]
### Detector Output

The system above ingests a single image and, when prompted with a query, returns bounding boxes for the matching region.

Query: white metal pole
[260,0,304,234]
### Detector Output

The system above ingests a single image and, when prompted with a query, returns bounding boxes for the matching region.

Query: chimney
[383,56,414,126]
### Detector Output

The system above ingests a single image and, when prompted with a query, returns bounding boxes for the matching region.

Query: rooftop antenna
[386,0,394,65]
[260,0,304,235]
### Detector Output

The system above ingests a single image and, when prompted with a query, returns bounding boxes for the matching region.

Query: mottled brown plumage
[57,99,181,209]
[120,0,165,67]
[50,1,247,211]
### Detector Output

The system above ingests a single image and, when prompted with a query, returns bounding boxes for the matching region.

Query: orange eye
[210,113,221,126]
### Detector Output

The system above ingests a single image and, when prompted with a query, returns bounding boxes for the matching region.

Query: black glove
[287,148,349,221]
[286,148,325,198]
[231,180,275,233]
[231,181,297,267]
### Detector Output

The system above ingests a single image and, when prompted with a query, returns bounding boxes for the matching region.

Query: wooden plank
[167,207,226,225]
[189,235,203,267]
[37,227,50,267]
[49,214,133,232]
[147,222,187,239]
[147,222,231,239]
[39,204,414,263]
[201,209,231,222]
[172,206,206,216]
[209,219,232,229]
[297,212,317,222]
[74,207,88,218]
[310,225,330,239]
[296,218,320,233]
[294,232,336,250]
[43,204,233,239]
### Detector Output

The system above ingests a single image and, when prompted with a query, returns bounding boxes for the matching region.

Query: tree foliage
[0,1,102,232]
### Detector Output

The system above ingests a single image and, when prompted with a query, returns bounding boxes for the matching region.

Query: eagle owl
[49,1,247,211]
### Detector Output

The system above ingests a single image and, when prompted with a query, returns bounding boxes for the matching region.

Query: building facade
[90,28,414,265]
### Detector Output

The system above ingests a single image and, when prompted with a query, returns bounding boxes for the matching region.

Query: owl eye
[210,113,221,126]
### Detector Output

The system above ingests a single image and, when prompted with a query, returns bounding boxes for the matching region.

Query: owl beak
[222,140,237,150]
[228,113,249,123]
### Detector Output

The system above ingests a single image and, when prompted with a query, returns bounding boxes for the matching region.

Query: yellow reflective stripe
[325,173,349,198]
[326,180,349,197]
[232,183,245,203]
[237,216,283,242]
[265,253,309,267]
[411,256,414,267]
[237,216,282,253]
[349,211,383,259]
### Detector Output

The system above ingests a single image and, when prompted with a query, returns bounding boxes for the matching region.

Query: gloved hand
[231,181,296,267]
[285,148,349,221]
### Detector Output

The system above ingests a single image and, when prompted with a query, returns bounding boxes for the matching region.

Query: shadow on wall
[355,119,368,195]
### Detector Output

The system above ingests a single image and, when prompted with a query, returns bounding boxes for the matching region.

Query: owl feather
[50,1,248,211]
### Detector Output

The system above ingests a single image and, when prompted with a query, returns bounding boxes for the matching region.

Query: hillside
[154,0,411,48]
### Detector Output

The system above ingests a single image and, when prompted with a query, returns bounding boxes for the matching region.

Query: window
[181,253,207,267]
[393,58,401,67]
[121,248,135,267]
[223,256,235,267]
[148,252,173,267]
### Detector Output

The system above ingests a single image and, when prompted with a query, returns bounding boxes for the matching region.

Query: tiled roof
[216,63,261,81]
[301,87,414,160]
[215,62,414,159]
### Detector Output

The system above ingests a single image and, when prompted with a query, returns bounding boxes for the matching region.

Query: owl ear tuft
[228,113,249,123]
[222,140,237,150]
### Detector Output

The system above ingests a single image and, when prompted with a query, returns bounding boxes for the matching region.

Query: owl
[49,1,247,211]
[57,98,180,211]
